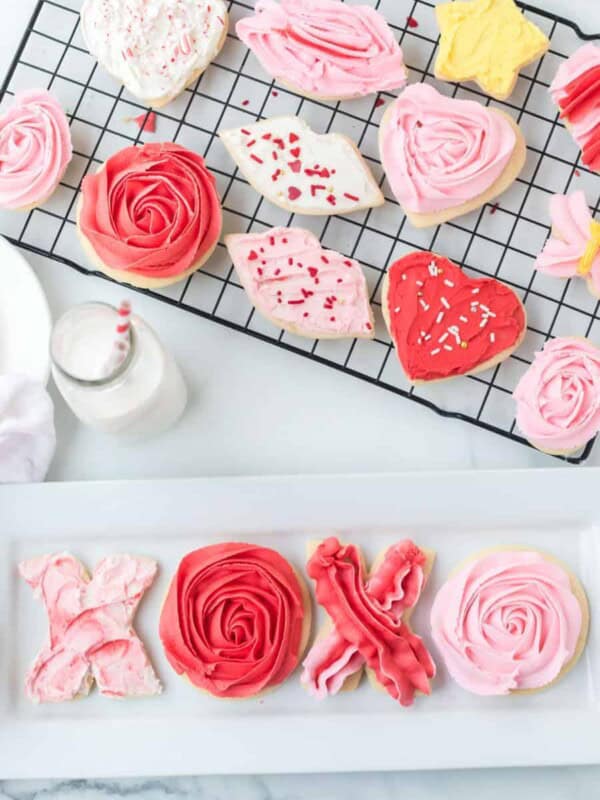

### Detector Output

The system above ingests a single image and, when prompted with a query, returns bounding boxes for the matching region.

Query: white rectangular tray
[1,470,599,779]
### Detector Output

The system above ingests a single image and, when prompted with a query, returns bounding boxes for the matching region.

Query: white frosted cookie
[219,115,384,216]
[81,0,229,108]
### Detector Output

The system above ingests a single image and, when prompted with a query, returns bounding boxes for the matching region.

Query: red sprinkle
[311,184,326,196]
[326,194,337,206]
[241,128,251,135]
[490,203,499,215]
[575,168,581,177]
[290,147,301,158]
[242,99,250,107]
[289,132,300,143]
[250,154,264,164]
[272,90,279,97]
[248,250,258,261]
[132,112,156,133]
[407,16,419,28]
[344,193,360,202]
[289,160,302,173]
[288,186,302,200]
[308,267,319,278]
[375,96,386,109]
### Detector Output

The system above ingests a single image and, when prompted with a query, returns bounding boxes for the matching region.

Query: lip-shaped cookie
[382,252,527,383]
[379,84,526,227]
[81,0,228,107]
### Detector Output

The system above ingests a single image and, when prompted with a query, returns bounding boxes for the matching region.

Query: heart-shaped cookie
[81,0,229,108]
[382,252,526,383]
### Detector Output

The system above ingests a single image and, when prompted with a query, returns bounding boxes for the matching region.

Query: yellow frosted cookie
[435,0,550,101]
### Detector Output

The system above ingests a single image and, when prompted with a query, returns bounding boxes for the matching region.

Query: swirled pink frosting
[550,44,600,148]
[380,83,517,214]
[0,89,72,210]
[513,337,600,453]
[236,0,407,99]
[431,550,583,696]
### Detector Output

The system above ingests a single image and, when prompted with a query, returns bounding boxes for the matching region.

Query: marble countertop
[2,0,600,796]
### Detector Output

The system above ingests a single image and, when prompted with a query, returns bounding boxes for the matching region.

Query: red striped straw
[102,301,132,378]
[116,300,132,346]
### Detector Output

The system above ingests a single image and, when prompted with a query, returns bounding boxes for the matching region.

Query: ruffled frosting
[159,543,306,698]
[513,337,600,453]
[430,550,583,696]
[80,142,222,278]
[302,539,430,700]
[0,89,72,210]
[305,537,435,706]
[236,0,407,99]
[379,83,517,215]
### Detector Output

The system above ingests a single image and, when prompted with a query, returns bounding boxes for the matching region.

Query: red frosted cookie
[382,252,526,383]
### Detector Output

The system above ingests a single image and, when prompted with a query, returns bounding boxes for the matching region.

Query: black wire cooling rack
[1,0,600,463]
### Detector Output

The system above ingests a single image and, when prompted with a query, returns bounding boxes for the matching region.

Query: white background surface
[2,0,600,797]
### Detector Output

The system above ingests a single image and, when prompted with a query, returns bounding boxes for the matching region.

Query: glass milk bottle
[51,302,188,437]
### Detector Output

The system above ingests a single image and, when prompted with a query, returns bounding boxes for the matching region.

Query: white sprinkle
[440,296,450,309]
[480,304,496,318]
[438,332,449,343]
[424,334,432,341]
[428,261,439,276]
[459,315,468,323]
[489,332,496,343]
[448,325,461,344]
[417,338,423,345]
[436,311,445,324]
[402,273,407,280]
[416,280,424,287]
[443,344,453,352]
[480,317,489,328]
[420,330,427,338]
[431,348,441,356]
[470,302,479,311]
[444,279,455,288]
[394,307,401,313]
[419,299,430,311]
[472,288,480,295]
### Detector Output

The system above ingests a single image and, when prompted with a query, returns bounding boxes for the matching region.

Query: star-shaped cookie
[435,0,549,100]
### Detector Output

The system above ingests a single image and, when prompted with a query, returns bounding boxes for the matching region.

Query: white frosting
[81,0,228,104]
[219,115,384,214]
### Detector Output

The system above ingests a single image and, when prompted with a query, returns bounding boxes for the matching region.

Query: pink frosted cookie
[81,0,229,107]
[0,90,72,211]
[220,115,383,215]
[20,553,162,703]
[379,84,526,228]
[226,227,374,339]
[236,0,408,101]
[431,550,588,696]
[513,337,600,456]
[535,192,600,298]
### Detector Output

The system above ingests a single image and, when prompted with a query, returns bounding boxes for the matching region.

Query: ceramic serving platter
[0,470,599,779]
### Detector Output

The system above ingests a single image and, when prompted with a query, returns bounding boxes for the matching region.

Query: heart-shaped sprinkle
[288,160,302,173]
[290,147,301,158]
[288,186,302,200]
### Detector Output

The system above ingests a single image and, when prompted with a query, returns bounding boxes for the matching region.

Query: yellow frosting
[435,0,550,100]
[578,221,600,276]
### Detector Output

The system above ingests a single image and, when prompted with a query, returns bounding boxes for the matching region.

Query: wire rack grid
[1,0,600,463]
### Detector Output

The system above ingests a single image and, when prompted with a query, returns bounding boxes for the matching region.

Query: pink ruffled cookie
[20,553,162,703]
[236,0,408,101]
[431,550,588,696]
[513,337,600,456]
[0,90,72,211]
[535,192,600,298]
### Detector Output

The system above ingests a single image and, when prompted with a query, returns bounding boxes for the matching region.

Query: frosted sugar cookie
[159,543,311,699]
[431,549,588,695]
[78,142,222,290]
[81,0,228,107]
[382,252,526,384]
[225,227,374,339]
[219,116,384,215]
[514,337,600,456]
[236,0,408,101]
[379,84,526,228]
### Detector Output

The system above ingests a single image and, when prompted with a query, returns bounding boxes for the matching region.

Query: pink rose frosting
[0,89,72,210]
[513,337,600,454]
[236,0,407,100]
[431,550,583,696]
[379,83,517,215]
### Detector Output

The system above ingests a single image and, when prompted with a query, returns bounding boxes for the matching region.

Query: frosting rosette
[513,337,600,454]
[236,0,407,99]
[79,142,221,281]
[0,89,72,210]
[431,550,586,696]
[159,543,308,698]
[379,84,517,215]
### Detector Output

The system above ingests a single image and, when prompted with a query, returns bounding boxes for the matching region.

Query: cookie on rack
[379,84,526,228]
[219,115,384,216]
[80,0,228,108]
[514,337,600,456]
[435,0,549,101]
[20,553,162,704]
[0,89,72,211]
[382,251,527,384]
[236,0,408,101]
[77,142,222,290]
[225,227,375,340]
[302,537,435,706]
[550,44,600,173]
[431,548,589,695]
[159,543,311,699]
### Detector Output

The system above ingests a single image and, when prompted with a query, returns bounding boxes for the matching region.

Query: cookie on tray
[382,251,527,384]
[159,543,311,699]
[431,548,589,695]
[81,0,228,108]
[379,84,526,228]
[77,142,222,290]
[219,115,384,216]
[225,227,375,340]
[236,0,408,101]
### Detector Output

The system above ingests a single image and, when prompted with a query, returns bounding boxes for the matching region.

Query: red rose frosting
[159,543,307,698]
[80,142,222,279]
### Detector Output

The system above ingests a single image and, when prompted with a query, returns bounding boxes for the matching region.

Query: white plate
[0,236,51,383]
[0,469,599,779]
